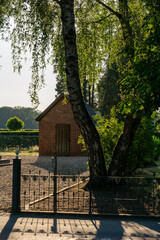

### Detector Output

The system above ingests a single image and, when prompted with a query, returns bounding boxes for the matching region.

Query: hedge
[0,130,39,149]
[0,130,39,135]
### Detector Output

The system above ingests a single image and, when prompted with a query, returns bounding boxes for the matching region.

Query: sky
[0,39,57,111]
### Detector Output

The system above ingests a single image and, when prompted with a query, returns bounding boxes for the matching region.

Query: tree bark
[59,0,107,176]
[108,114,142,176]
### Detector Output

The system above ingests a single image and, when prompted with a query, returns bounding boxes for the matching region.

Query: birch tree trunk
[59,0,107,176]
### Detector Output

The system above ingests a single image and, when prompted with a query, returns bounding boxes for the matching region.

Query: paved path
[0,213,160,240]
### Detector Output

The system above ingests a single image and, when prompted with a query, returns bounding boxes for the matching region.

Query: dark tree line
[0,107,40,129]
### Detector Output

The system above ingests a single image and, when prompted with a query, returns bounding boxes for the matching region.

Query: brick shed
[36,93,90,156]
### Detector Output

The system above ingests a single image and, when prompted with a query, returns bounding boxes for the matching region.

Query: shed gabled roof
[35,93,67,121]
[35,93,97,122]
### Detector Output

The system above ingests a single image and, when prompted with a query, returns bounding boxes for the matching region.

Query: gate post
[12,150,21,214]
[89,162,92,215]
[52,156,57,213]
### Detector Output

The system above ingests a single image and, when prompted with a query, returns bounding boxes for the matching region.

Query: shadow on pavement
[0,214,19,240]
[0,214,160,239]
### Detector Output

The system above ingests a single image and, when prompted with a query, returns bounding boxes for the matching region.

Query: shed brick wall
[38,97,86,156]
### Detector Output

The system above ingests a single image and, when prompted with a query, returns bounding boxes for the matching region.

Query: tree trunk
[108,114,142,176]
[60,0,107,176]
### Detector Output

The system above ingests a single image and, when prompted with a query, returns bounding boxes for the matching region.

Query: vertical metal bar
[29,170,31,208]
[38,170,41,209]
[12,157,21,213]
[89,166,92,215]
[73,192,74,210]
[148,194,150,212]
[34,191,35,210]
[63,191,65,210]
[57,174,60,210]
[121,177,124,213]
[153,174,155,213]
[78,172,79,210]
[48,171,50,211]
[68,176,70,210]
[111,177,114,213]
[24,191,26,210]
[43,192,45,210]
[102,176,104,213]
[83,192,85,212]
[53,156,57,213]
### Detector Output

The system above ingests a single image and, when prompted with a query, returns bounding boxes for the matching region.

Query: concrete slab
[0,214,160,240]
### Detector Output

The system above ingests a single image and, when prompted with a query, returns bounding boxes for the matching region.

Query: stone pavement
[0,213,160,240]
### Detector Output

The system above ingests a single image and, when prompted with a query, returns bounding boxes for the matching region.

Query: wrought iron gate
[12,156,160,215]
[21,171,90,213]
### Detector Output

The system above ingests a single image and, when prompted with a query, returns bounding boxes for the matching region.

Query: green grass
[0,151,39,156]
[0,146,39,156]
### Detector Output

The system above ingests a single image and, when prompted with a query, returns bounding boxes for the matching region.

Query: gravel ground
[0,156,54,213]
[0,155,89,214]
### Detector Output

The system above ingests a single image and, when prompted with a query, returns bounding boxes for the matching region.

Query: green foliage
[55,76,67,97]
[4,0,60,106]
[77,135,87,152]
[127,116,160,174]
[98,61,120,117]
[95,108,123,166]
[0,129,39,135]
[118,1,160,116]
[0,130,39,150]
[78,108,123,166]
[6,116,24,131]
[0,136,38,150]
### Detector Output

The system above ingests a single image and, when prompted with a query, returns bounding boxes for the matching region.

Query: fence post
[89,162,92,215]
[52,156,57,213]
[12,151,21,214]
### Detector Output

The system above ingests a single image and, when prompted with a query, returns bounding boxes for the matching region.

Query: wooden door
[56,124,70,156]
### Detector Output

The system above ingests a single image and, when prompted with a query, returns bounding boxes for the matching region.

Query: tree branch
[95,0,122,20]
[90,13,113,24]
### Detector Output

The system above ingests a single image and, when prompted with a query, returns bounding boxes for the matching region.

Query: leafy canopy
[6,116,24,131]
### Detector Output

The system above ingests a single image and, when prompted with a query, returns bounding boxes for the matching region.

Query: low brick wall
[33,156,88,175]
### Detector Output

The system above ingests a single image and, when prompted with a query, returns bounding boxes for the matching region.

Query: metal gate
[12,157,160,215]
[19,158,160,215]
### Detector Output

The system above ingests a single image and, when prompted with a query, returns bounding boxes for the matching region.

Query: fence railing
[12,157,160,216]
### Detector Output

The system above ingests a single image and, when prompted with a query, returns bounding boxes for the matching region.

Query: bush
[6,116,24,131]
[78,108,123,169]
[127,116,159,174]
[0,130,39,150]
[95,108,123,167]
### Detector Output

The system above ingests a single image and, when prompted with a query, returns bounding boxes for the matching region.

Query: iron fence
[20,171,160,215]
[21,171,90,213]
[12,157,160,216]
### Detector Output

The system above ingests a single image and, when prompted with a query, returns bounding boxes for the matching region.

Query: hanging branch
[95,0,122,20]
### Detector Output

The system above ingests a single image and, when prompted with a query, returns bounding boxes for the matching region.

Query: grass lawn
[0,146,39,156]
[0,151,39,156]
